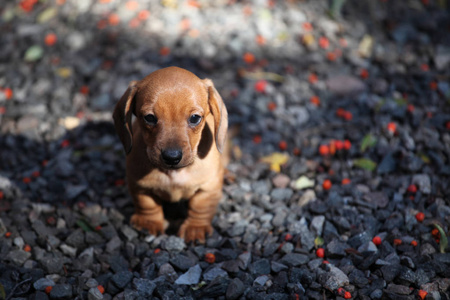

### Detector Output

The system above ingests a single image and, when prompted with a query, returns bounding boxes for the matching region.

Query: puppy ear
[204,79,228,153]
[113,81,138,154]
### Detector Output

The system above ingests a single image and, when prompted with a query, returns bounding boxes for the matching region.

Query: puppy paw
[131,214,165,236]
[178,221,213,243]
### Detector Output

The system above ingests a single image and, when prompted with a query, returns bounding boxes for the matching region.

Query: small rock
[249,259,271,276]
[111,271,133,289]
[310,216,325,236]
[87,287,104,300]
[272,174,290,188]
[6,250,31,266]
[271,261,288,273]
[120,225,138,242]
[162,236,186,252]
[49,284,73,299]
[318,265,349,291]
[226,277,245,300]
[174,264,202,285]
[279,253,309,267]
[326,75,366,96]
[386,283,412,295]
[203,267,228,281]
[133,278,156,297]
[33,278,56,291]
[412,174,431,194]
[158,263,178,283]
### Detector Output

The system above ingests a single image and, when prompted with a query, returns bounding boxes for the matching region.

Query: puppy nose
[161,148,183,165]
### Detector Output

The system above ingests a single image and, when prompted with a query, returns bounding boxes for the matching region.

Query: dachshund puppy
[113,67,228,243]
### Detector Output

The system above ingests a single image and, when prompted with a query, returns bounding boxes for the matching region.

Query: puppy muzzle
[161,148,183,166]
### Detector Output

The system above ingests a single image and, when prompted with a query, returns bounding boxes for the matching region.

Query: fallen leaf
[360,134,377,152]
[24,45,44,62]
[37,7,57,23]
[293,176,315,190]
[76,219,93,232]
[434,224,448,253]
[358,34,374,58]
[353,158,377,171]
[261,152,289,172]
[314,236,324,247]
[57,67,72,78]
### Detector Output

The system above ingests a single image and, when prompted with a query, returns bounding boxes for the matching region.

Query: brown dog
[113,67,228,243]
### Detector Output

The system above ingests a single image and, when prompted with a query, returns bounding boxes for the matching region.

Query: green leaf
[293,176,315,190]
[418,152,430,164]
[353,158,377,171]
[314,236,324,248]
[191,281,206,291]
[76,219,93,232]
[0,282,5,300]
[360,134,377,152]
[394,98,407,106]
[37,7,57,23]
[434,224,448,253]
[24,45,44,62]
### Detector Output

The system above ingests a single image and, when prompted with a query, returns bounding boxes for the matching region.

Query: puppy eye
[144,114,157,125]
[188,114,202,126]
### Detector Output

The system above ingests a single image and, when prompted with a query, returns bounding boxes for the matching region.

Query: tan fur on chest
[136,168,201,202]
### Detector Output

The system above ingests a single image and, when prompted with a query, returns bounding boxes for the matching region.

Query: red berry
[393,239,402,246]
[243,52,255,64]
[431,228,440,237]
[285,233,293,241]
[415,212,425,222]
[344,291,352,299]
[411,240,418,247]
[153,248,161,254]
[44,286,53,294]
[23,244,31,252]
[343,140,351,150]
[45,33,57,46]
[23,177,31,184]
[254,80,267,93]
[341,178,351,185]
[372,236,382,246]
[310,95,320,106]
[387,122,396,134]
[252,135,262,144]
[278,141,287,151]
[407,184,417,193]
[97,285,105,294]
[322,179,332,191]
[267,101,277,111]
[316,248,325,258]
[335,140,344,150]
[5,232,11,238]
[319,144,329,156]
[4,88,13,100]
[407,104,415,113]
[360,69,369,79]
[336,108,346,118]
[343,111,353,121]
[205,252,216,264]
[318,36,329,49]
[308,73,318,84]
[418,290,428,300]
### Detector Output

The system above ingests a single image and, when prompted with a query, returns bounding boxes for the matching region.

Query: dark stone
[226,277,245,300]
[170,255,197,271]
[326,240,349,258]
[132,278,156,297]
[49,284,73,299]
[278,253,309,267]
[381,264,402,282]
[196,276,230,298]
[289,267,314,286]
[221,259,241,274]
[111,271,133,289]
[249,259,271,276]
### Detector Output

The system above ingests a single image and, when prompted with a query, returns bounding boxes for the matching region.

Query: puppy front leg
[130,194,165,236]
[178,190,221,243]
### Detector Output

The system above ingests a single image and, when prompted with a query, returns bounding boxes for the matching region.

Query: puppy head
[113,67,228,169]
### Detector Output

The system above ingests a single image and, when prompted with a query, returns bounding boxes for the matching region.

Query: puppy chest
[138,171,200,202]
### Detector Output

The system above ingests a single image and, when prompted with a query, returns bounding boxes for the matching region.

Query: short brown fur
[113,67,228,242]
